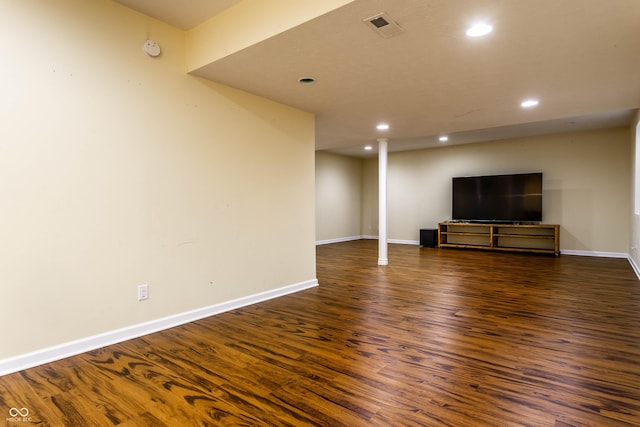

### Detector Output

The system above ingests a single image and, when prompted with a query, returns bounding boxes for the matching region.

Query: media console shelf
[438,222,560,255]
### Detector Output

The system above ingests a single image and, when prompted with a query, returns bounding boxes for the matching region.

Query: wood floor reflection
[1,240,639,426]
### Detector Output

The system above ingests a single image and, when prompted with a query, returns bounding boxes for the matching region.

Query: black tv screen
[452,172,542,223]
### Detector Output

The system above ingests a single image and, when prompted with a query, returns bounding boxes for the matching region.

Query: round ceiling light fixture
[466,23,493,37]
[298,77,316,85]
[521,99,540,108]
[376,123,390,131]
[439,135,449,142]
[364,145,373,151]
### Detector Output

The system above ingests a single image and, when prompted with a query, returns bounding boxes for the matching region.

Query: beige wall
[361,158,380,237]
[0,0,316,359]
[315,152,362,242]
[358,127,630,253]
[631,112,640,269]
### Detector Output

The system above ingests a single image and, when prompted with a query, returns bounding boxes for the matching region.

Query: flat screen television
[452,172,542,223]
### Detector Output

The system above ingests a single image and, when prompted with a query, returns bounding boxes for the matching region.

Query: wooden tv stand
[438,222,560,255]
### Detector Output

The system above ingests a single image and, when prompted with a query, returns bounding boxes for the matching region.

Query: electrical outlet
[138,284,149,301]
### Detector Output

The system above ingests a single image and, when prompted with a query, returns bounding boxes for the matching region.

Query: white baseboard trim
[388,239,420,245]
[627,255,640,280]
[318,235,421,246]
[315,236,362,245]
[0,279,318,377]
[561,250,628,258]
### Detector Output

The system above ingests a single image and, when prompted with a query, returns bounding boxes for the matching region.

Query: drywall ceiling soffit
[115,0,640,154]
[112,0,242,30]
[328,109,636,158]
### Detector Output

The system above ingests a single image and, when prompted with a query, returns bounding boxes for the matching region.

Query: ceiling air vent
[363,12,404,38]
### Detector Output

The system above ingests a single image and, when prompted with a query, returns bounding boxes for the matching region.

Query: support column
[378,138,388,266]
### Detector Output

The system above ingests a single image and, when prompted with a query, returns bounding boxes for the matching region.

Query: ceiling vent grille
[363,12,404,38]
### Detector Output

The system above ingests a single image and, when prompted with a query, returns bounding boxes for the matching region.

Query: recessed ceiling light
[466,23,493,37]
[364,145,373,151]
[298,77,316,85]
[376,123,389,131]
[521,99,540,108]
[439,135,449,142]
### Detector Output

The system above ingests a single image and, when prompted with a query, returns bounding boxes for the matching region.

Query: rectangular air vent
[363,12,404,38]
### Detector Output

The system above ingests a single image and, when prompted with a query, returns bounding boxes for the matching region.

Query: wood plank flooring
[1,240,639,426]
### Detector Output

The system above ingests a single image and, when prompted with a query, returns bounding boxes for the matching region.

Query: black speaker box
[420,229,437,247]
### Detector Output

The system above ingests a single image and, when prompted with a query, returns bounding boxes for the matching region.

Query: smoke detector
[142,39,161,57]
[363,13,404,38]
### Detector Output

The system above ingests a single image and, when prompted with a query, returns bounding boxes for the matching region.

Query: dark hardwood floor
[1,240,639,426]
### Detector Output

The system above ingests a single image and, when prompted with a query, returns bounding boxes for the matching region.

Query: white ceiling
[114,0,241,30]
[114,0,640,158]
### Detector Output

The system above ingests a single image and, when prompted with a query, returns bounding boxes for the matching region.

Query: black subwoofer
[420,229,437,247]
